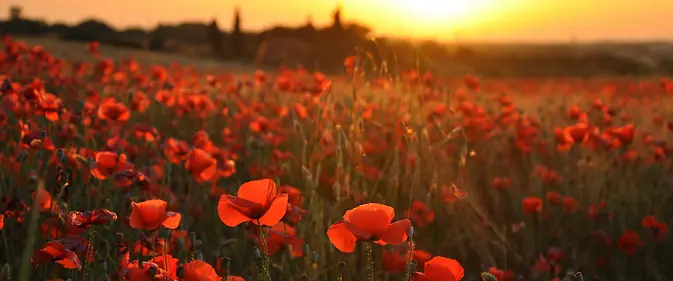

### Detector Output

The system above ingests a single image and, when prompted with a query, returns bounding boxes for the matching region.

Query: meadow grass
[0,36,671,281]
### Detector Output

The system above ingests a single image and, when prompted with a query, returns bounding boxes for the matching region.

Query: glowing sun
[395,0,488,24]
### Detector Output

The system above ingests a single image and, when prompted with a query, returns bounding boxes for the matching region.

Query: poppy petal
[344,203,394,238]
[197,164,218,182]
[217,195,255,227]
[162,212,181,229]
[424,256,465,281]
[237,179,277,205]
[327,221,357,253]
[256,194,289,226]
[379,219,411,245]
[289,236,305,257]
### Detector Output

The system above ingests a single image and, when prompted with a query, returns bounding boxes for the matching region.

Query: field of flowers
[1,35,673,281]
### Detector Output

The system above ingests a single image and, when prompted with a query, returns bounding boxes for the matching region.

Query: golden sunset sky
[3,0,673,42]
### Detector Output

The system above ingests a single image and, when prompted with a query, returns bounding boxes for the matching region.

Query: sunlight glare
[394,0,490,26]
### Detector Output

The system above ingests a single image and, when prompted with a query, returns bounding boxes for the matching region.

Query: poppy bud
[575,272,584,281]
[189,232,197,246]
[221,256,231,272]
[17,150,28,163]
[408,225,415,238]
[195,251,203,260]
[176,266,185,278]
[115,233,124,242]
[338,261,346,272]
[312,251,319,262]
[56,149,65,163]
[159,228,170,239]
[147,265,157,276]
[253,247,261,259]
[481,272,497,281]
[0,77,11,93]
[303,244,310,256]
[87,157,95,169]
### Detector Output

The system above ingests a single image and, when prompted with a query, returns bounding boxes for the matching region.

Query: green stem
[366,242,374,281]
[17,180,45,281]
[257,220,271,281]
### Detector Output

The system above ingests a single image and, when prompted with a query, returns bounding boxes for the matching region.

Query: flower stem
[366,242,374,281]
[257,220,271,281]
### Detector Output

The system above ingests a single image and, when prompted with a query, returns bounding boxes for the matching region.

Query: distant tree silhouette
[332,5,343,30]
[207,18,224,58]
[59,19,115,42]
[231,6,244,58]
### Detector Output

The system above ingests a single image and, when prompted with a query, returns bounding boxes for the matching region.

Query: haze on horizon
[2,0,672,43]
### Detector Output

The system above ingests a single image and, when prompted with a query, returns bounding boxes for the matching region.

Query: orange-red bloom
[522,197,543,214]
[184,148,218,183]
[327,203,411,253]
[642,216,669,242]
[97,98,131,122]
[32,241,82,270]
[413,256,464,281]
[91,151,134,180]
[129,199,181,230]
[405,201,435,228]
[617,230,643,255]
[217,179,288,227]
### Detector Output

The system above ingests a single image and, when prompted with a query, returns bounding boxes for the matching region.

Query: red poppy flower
[405,201,435,228]
[522,197,543,214]
[382,248,407,273]
[562,196,579,213]
[67,209,117,232]
[265,222,304,257]
[492,177,512,190]
[153,254,179,280]
[413,250,433,269]
[642,216,668,242]
[0,214,3,230]
[617,230,643,255]
[91,151,134,180]
[129,199,181,230]
[413,256,464,281]
[97,98,130,122]
[164,138,191,164]
[184,148,218,183]
[327,203,411,253]
[217,179,288,227]
[32,241,82,270]
[181,260,220,281]
[546,191,561,205]
[278,185,304,207]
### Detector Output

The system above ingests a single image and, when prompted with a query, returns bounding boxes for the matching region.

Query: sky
[3,0,673,42]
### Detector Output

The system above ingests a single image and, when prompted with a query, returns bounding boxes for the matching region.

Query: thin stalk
[257,220,271,281]
[17,180,46,281]
[366,242,374,281]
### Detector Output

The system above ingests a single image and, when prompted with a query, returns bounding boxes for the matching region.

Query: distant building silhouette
[207,18,224,58]
[9,5,22,21]
[231,6,244,58]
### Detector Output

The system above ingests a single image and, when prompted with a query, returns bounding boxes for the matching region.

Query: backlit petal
[344,203,394,238]
[237,179,277,206]
[380,219,411,245]
[217,195,255,227]
[256,194,288,226]
[327,221,357,253]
